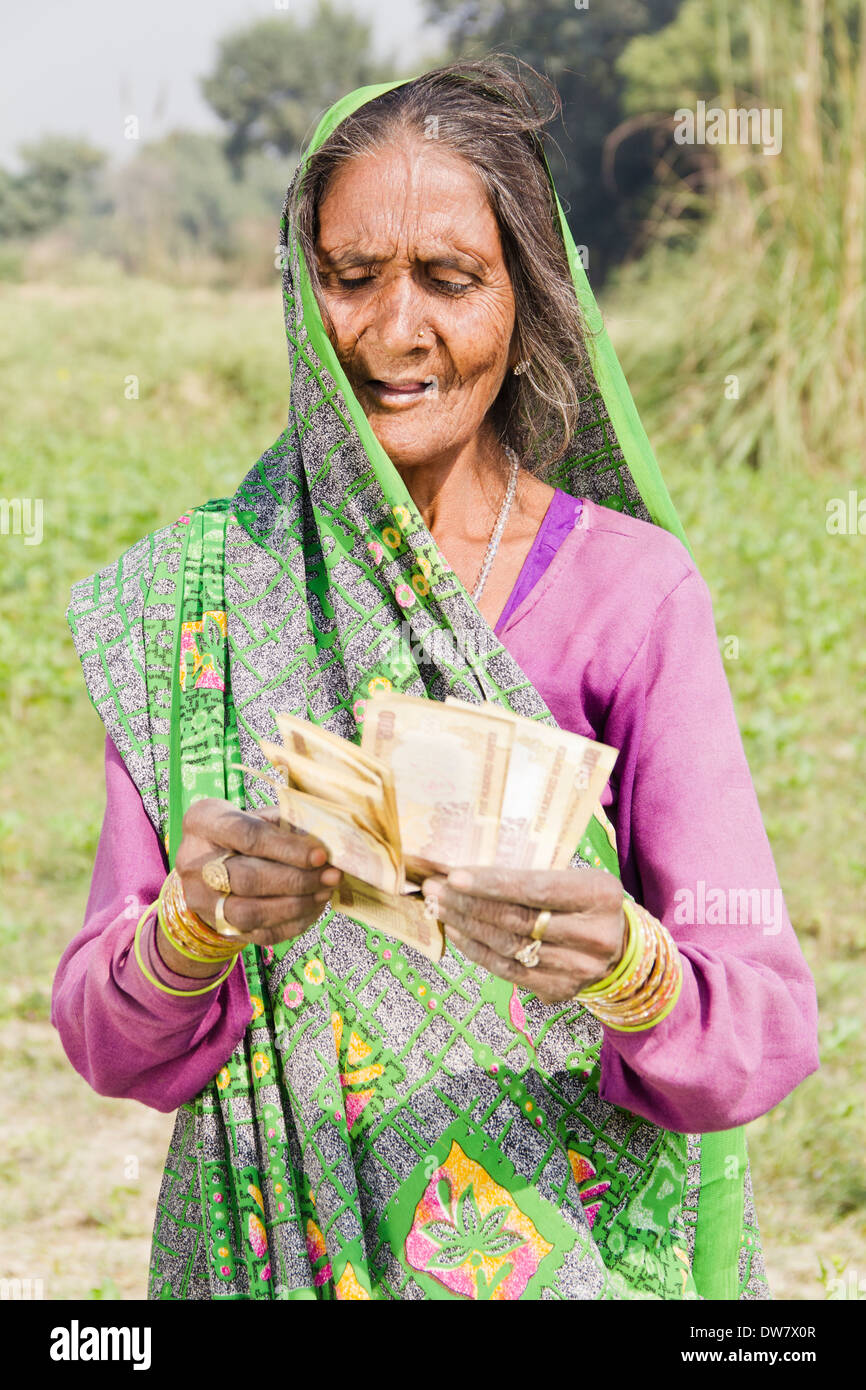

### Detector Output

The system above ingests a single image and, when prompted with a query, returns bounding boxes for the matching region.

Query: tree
[95,130,289,274]
[422,0,683,281]
[0,136,106,238]
[201,1,392,172]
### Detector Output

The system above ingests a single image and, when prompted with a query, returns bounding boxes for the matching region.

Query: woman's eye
[329,270,472,295]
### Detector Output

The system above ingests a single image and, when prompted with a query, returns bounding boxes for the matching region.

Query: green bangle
[579,896,640,998]
[597,965,684,1034]
[134,901,239,997]
[156,912,205,964]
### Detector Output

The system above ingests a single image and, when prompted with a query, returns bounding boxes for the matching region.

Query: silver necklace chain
[471,445,520,603]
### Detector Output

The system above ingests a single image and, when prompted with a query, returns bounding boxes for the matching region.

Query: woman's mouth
[364,379,433,407]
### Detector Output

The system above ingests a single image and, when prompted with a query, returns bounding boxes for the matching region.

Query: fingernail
[315,889,333,904]
[320,867,341,886]
[309,848,327,868]
[448,871,472,891]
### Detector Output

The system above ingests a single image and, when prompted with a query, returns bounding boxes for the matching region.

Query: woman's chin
[366,421,455,471]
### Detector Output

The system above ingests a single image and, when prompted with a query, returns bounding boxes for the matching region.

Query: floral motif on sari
[179,609,227,691]
[405,1140,553,1300]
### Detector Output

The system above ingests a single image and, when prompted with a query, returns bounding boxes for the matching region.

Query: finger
[440,901,580,975]
[428,882,573,943]
[439,890,618,960]
[425,876,626,977]
[445,921,572,999]
[234,902,330,949]
[429,888,532,955]
[445,865,621,915]
[183,799,331,869]
[195,851,340,899]
[198,889,333,937]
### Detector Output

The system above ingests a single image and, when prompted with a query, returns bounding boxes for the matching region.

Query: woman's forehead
[316,141,501,264]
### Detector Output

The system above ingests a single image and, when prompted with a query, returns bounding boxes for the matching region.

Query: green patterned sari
[67,78,769,1300]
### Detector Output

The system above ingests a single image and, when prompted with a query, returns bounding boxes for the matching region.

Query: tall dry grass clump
[608,0,866,476]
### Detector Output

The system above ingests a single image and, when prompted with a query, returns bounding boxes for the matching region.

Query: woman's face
[314,138,519,471]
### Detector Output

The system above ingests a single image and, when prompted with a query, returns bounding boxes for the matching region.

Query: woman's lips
[364,379,432,406]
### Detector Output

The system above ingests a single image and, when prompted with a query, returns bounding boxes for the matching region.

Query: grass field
[0,273,863,1300]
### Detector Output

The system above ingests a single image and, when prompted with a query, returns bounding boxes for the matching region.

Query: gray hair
[291,56,596,475]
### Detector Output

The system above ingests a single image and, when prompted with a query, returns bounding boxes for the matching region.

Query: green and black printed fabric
[66,78,769,1300]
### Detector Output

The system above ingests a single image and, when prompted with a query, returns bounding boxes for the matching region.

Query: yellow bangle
[577,902,683,1032]
[156,916,208,963]
[600,965,684,1033]
[579,897,640,998]
[578,900,639,1000]
[589,937,677,1025]
[134,901,239,997]
[155,881,215,963]
[158,871,241,962]
[589,910,665,1013]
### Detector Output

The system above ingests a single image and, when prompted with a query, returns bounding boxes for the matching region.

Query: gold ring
[515,939,542,968]
[214,892,243,939]
[202,851,233,895]
[531,909,552,942]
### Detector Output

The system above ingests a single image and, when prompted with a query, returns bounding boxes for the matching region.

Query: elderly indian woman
[53,58,818,1301]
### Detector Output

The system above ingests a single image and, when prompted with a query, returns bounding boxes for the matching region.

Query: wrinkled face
[313,138,518,470]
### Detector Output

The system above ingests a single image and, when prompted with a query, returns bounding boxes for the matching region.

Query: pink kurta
[52,494,819,1129]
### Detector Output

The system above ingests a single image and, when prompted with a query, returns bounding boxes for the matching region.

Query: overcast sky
[0,0,430,167]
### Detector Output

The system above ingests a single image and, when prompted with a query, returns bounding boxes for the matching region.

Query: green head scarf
[67,72,769,1301]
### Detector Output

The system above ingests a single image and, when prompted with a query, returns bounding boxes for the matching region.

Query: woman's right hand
[165,798,341,973]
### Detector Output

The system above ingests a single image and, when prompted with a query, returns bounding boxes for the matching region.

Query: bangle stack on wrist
[133,870,244,998]
[575,898,683,1033]
[157,869,242,964]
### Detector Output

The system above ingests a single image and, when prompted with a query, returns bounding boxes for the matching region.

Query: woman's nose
[367,273,430,355]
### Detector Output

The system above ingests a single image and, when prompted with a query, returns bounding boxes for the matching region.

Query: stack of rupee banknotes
[257,694,617,961]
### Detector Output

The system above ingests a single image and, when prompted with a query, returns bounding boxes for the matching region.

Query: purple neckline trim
[495,491,583,634]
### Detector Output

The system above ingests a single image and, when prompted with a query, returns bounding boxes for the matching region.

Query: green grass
[605,278,866,1294]
[0,266,862,1298]
[0,276,290,1002]
[596,2,866,1287]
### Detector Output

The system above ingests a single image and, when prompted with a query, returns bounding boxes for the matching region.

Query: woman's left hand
[422,866,627,1005]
